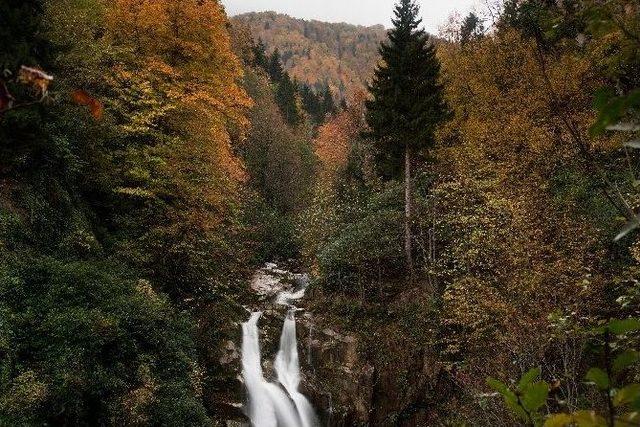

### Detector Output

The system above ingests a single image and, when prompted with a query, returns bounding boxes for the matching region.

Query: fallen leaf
[71,89,103,120]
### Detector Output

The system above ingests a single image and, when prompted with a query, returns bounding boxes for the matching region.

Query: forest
[0,0,639,426]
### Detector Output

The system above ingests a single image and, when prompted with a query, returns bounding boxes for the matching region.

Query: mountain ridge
[232,10,388,30]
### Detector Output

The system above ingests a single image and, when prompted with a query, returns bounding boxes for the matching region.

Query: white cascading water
[274,312,318,427]
[241,267,318,427]
[241,312,300,427]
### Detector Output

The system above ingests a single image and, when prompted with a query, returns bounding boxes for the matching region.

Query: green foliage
[268,48,285,81]
[591,89,640,136]
[300,83,324,125]
[488,368,549,425]
[585,368,609,390]
[242,70,316,216]
[275,72,302,125]
[320,84,337,118]
[244,197,302,262]
[613,350,639,373]
[0,1,269,424]
[0,257,208,425]
[365,0,450,175]
[250,39,333,127]
[317,181,406,291]
[460,12,484,46]
[489,319,640,427]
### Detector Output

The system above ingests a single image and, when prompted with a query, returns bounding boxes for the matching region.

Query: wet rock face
[298,321,442,427]
[220,340,240,365]
[297,321,375,426]
[295,291,444,426]
[226,263,441,426]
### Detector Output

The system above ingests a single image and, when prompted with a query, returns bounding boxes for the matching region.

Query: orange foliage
[234,12,386,99]
[430,28,612,393]
[71,90,103,120]
[315,91,366,177]
[104,0,252,185]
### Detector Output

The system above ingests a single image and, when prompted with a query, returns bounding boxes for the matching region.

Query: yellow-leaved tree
[96,0,254,296]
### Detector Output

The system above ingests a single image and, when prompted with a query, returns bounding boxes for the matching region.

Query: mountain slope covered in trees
[232,11,387,99]
[2,0,640,426]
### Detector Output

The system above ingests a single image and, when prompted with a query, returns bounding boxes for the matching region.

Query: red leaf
[71,89,103,120]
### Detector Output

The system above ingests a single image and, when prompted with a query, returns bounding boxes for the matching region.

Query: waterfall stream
[241,265,318,427]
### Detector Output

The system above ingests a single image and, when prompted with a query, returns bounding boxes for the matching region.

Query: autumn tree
[0,0,239,423]
[365,0,450,276]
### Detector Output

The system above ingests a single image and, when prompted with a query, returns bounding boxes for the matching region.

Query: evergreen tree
[301,84,322,124]
[268,48,284,82]
[321,84,337,118]
[276,72,302,125]
[460,12,484,45]
[252,38,268,70]
[365,0,450,276]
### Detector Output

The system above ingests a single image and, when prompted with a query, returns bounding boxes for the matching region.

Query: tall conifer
[268,48,284,82]
[365,0,450,276]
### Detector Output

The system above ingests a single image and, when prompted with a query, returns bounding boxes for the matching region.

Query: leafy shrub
[317,181,405,292]
[488,318,640,427]
[0,257,209,426]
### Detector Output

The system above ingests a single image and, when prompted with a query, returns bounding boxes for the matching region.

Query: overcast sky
[221,0,486,34]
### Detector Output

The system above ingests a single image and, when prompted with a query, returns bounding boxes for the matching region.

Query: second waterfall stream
[241,264,319,427]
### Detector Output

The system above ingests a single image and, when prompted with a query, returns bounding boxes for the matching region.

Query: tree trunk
[404,145,414,279]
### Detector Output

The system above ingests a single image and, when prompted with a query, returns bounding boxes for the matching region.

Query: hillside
[232,12,387,99]
[4,1,640,426]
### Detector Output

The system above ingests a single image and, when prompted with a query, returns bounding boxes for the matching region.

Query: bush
[0,256,209,426]
[317,181,405,292]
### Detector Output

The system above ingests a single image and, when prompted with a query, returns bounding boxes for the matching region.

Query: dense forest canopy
[233,11,387,100]
[1,0,639,426]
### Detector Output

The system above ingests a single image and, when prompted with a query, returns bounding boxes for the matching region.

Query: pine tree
[321,84,336,118]
[460,12,484,45]
[276,72,302,125]
[268,48,284,82]
[252,38,268,70]
[365,0,450,277]
[301,84,323,125]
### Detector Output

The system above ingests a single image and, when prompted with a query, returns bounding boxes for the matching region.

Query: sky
[220,0,485,34]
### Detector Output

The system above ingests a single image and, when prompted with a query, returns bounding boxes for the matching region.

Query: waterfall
[241,268,318,427]
[274,312,318,427]
[241,312,300,427]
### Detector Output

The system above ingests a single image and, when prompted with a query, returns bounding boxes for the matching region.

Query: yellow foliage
[99,0,253,217]
[433,27,611,387]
